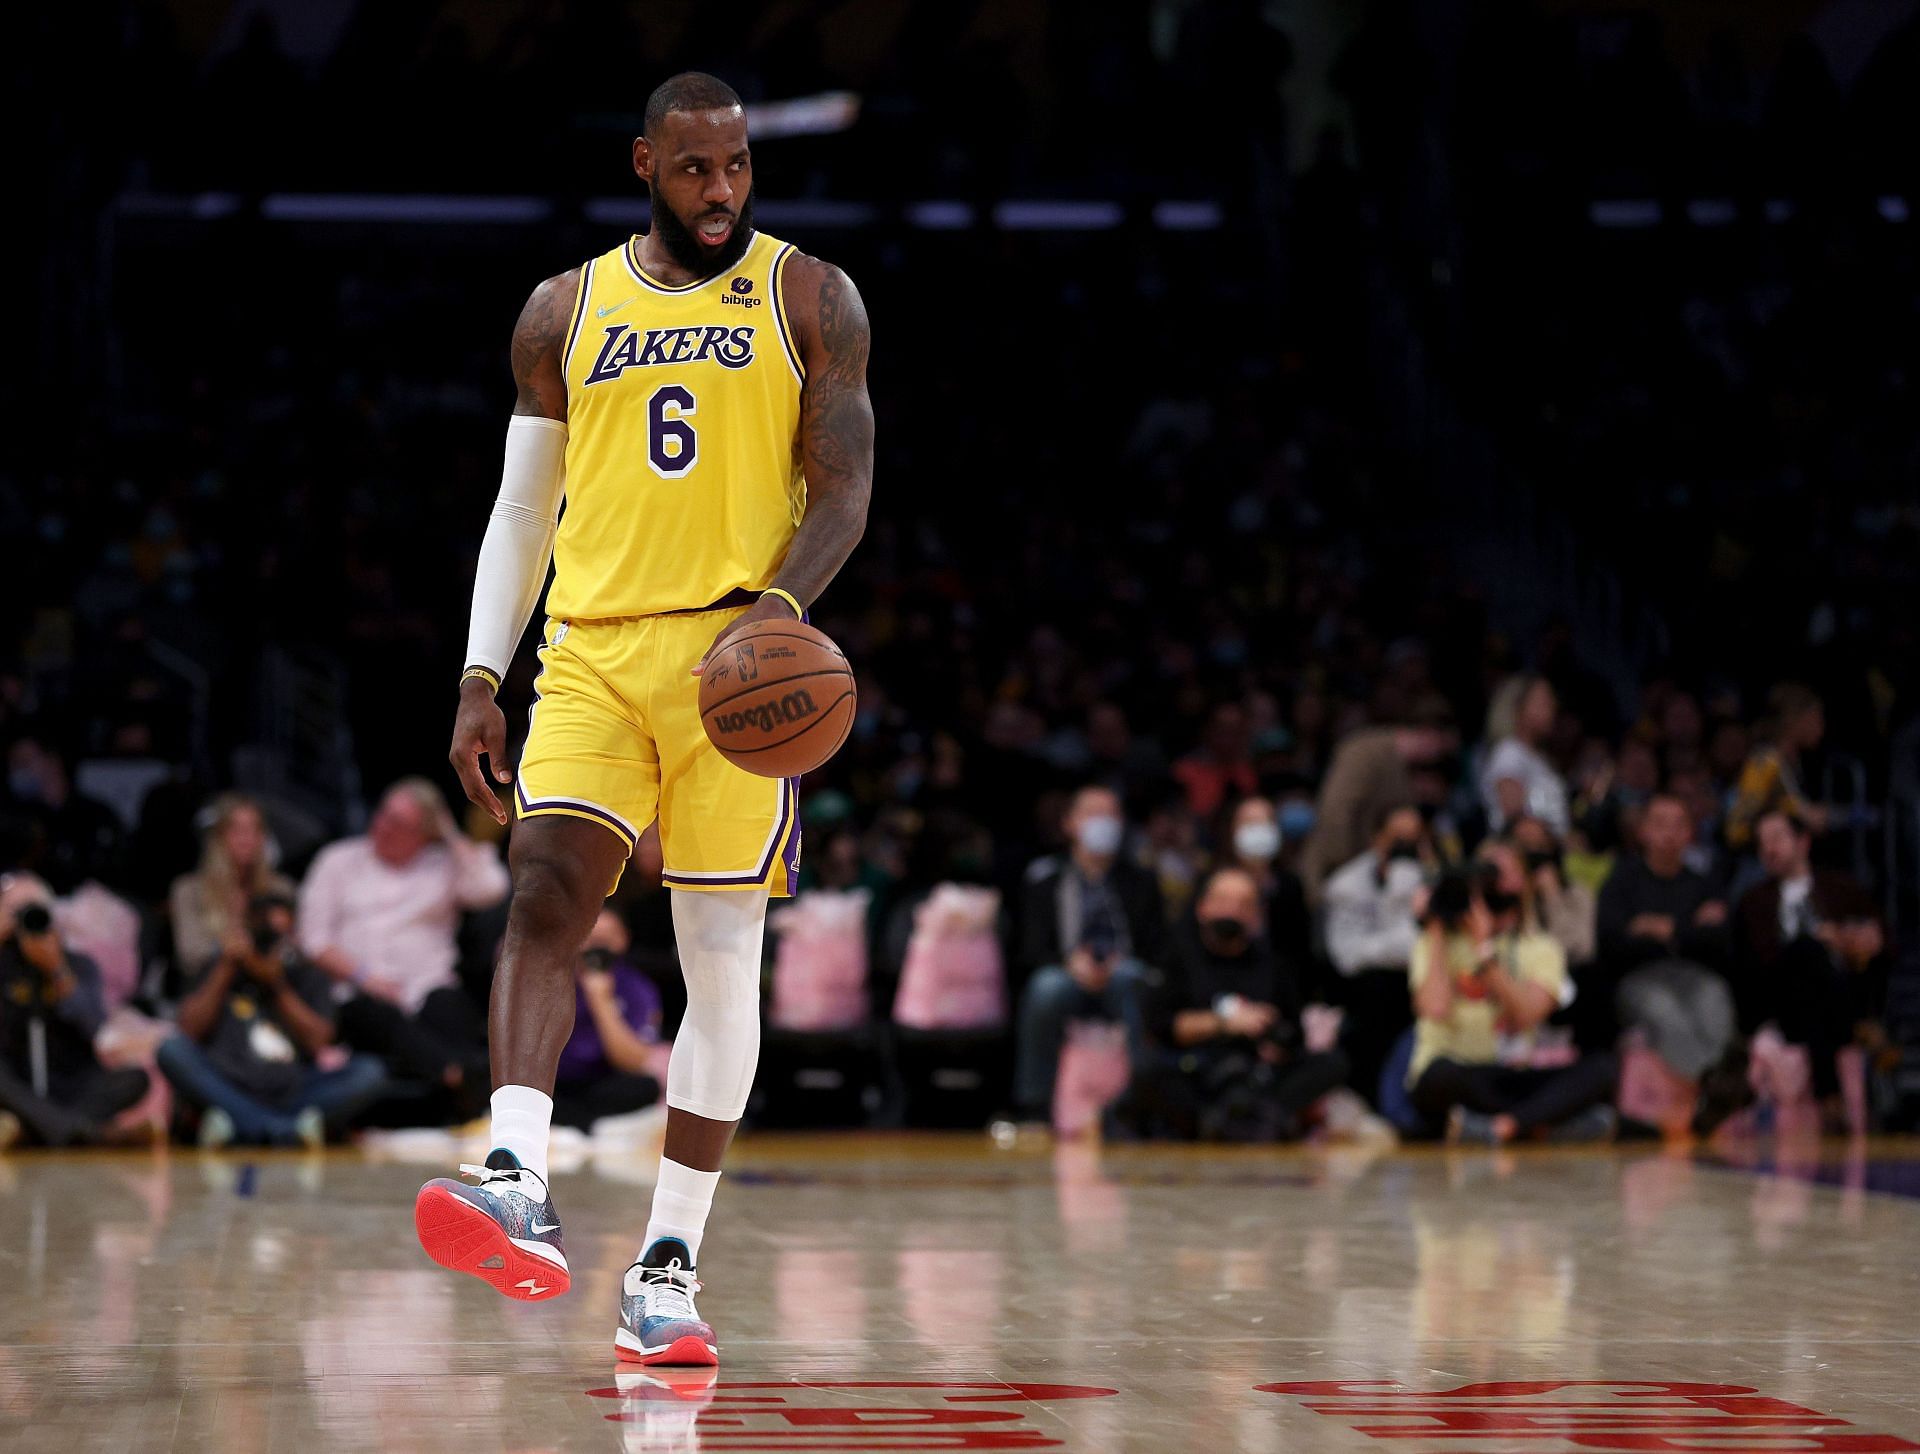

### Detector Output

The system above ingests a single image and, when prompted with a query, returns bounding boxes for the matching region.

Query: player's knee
[507,853,601,941]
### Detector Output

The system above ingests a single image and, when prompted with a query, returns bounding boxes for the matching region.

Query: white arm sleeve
[464,415,567,680]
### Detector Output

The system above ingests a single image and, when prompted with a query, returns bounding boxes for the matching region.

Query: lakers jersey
[549,230,807,619]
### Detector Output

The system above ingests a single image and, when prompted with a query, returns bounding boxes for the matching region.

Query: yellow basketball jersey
[550,230,806,619]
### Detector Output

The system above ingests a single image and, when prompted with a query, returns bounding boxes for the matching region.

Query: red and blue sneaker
[414,1149,571,1301]
[615,1237,718,1365]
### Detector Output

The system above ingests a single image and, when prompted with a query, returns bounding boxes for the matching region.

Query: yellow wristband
[761,587,804,619]
[460,665,501,692]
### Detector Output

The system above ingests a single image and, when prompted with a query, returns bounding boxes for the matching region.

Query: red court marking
[584,1379,1117,1450]
[1259,1379,1920,1453]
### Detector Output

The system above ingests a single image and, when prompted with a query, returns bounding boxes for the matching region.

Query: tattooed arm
[772,254,873,607]
[511,269,579,420]
[693,253,872,670]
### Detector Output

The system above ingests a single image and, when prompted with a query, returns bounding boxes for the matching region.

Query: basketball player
[413,73,872,1367]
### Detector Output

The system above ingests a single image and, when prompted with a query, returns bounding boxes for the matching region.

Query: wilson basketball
[699,620,857,777]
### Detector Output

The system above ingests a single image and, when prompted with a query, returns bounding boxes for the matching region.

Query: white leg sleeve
[666,890,768,1122]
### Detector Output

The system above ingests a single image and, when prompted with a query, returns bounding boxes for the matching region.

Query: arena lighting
[260,194,552,223]
[741,89,861,139]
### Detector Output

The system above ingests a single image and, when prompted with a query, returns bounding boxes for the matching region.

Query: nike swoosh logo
[596,296,638,318]
[531,1222,561,1235]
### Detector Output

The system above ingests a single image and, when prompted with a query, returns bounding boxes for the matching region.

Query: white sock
[489,1085,553,1184]
[641,1157,721,1265]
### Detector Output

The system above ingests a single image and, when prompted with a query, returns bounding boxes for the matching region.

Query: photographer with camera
[551,907,667,1130]
[1125,866,1349,1141]
[156,891,385,1147]
[0,872,150,1148]
[1407,846,1618,1144]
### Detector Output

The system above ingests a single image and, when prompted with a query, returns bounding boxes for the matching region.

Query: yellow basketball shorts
[515,609,800,896]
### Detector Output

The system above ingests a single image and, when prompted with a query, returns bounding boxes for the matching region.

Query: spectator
[1480,675,1571,835]
[169,793,295,980]
[1510,815,1596,967]
[1082,702,1168,806]
[300,778,507,1105]
[1300,721,1454,891]
[1597,794,1729,974]
[0,872,151,1146]
[1220,794,1313,981]
[1018,786,1165,985]
[1725,684,1829,850]
[156,890,384,1146]
[1128,866,1349,1141]
[1172,703,1257,821]
[0,735,127,894]
[1322,803,1431,1104]
[1406,861,1617,1144]
[1012,786,1163,1121]
[1733,810,1887,1100]
[553,908,667,1131]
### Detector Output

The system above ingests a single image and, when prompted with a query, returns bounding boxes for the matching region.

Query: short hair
[644,72,743,140]
[1759,807,1811,840]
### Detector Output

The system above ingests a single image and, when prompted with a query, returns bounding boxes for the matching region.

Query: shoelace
[636,1264,702,1320]
[458,1162,544,1196]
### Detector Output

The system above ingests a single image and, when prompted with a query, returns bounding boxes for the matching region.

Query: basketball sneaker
[615,1237,718,1365]
[414,1149,570,1301]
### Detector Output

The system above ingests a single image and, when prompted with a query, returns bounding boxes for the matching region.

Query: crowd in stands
[0,670,1901,1150]
[7,4,1919,1148]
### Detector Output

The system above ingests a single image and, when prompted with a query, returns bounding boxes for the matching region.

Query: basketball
[698,619,856,777]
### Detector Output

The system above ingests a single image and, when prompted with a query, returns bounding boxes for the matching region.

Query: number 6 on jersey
[649,384,697,478]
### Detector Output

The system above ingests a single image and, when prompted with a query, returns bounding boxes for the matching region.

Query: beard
[650,187,756,278]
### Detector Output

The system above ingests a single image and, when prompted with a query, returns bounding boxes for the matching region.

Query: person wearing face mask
[1322,804,1432,1106]
[1406,848,1618,1144]
[1220,796,1313,989]
[1124,867,1349,1142]
[1012,786,1165,1123]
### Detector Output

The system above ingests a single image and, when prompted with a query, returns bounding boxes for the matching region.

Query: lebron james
[413,72,872,1367]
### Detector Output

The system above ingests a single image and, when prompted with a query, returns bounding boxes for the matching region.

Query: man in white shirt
[1320,804,1432,1105]
[301,778,509,1106]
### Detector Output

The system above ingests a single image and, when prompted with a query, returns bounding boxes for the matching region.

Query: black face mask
[250,922,282,956]
[1481,887,1520,916]
[1523,848,1562,875]
[1385,839,1422,862]
[1204,916,1250,951]
[650,186,757,279]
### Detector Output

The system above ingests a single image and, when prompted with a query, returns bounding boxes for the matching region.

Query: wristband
[460,665,502,693]
[1213,993,1245,1020]
[760,587,804,619]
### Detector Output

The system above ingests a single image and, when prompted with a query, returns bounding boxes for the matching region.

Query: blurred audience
[553,908,667,1131]
[1734,810,1887,1101]
[1126,867,1348,1141]
[301,778,506,1106]
[1322,803,1430,1104]
[0,872,150,1146]
[1406,861,1618,1145]
[1480,677,1570,836]
[157,889,384,1147]
[169,793,295,979]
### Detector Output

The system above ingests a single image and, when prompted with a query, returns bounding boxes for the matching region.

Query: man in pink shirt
[301,778,509,1113]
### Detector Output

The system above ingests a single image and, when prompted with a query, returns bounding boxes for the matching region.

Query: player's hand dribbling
[692,595,801,678]
[451,678,512,826]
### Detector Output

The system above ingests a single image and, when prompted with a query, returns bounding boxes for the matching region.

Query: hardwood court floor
[1,1133,1918,1453]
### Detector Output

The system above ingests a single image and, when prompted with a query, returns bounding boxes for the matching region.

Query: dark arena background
[8,2,1920,1450]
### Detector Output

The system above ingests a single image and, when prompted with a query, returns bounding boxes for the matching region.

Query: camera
[15,902,53,937]
[246,891,295,956]
[581,946,615,971]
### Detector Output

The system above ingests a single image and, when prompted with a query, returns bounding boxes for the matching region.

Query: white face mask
[1234,821,1281,862]
[1075,815,1124,857]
